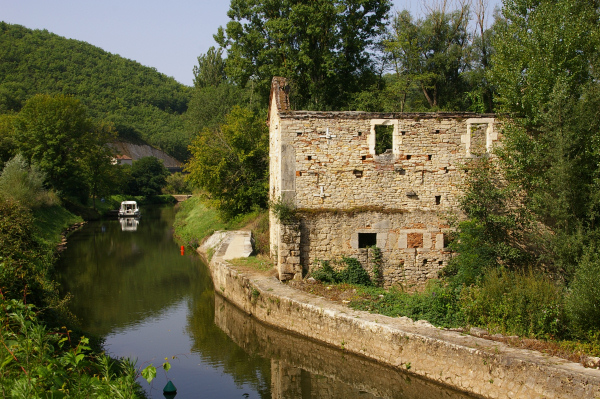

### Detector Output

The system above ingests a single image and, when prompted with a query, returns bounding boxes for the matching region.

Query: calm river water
[56,204,474,399]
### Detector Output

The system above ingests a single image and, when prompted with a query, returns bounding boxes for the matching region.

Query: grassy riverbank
[0,199,145,397]
[173,194,269,253]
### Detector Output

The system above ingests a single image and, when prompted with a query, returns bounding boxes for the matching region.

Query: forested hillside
[0,22,191,160]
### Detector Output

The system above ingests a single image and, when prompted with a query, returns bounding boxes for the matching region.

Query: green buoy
[163,380,177,398]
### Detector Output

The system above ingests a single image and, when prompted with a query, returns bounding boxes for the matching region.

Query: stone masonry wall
[205,240,600,399]
[269,77,499,286]
[298,211,451,289]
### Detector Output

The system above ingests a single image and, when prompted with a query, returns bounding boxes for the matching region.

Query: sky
[1,0,501,87]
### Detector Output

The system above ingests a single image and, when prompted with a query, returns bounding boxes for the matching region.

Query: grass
[173,193,270,252]
[228,255,274,272]
[33,205,83,247]
[173,196,229,247]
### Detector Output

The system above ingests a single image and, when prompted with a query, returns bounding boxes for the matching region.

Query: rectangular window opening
[428,154,432,160]
[435,195,441,205]
[358,233,377,248]
[307,156,312,161]
[361,155,367,161]
[374,125,394,155]
[406,155,412,160]
[353,169,363,178]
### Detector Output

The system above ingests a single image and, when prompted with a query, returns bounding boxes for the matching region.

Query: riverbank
[199,230,600,399]
[0,201,143,396]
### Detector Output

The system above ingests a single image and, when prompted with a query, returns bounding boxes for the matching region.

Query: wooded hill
[0,22,192,160]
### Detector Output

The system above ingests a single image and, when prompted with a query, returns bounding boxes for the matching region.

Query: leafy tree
[487,0,600,276]
[163,172,191,195]
[215,0,391,110]
[490,0,598,126]
[185,83,254,136]
[185,106,268,219]
[13,94,97,202]
[128,156,169,197]
[384,5,471,110]
[0,114,17,167]
[193,46,227,89]
[82,122,118,209]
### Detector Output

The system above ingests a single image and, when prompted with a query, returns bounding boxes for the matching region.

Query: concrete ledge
[201,231,600,399]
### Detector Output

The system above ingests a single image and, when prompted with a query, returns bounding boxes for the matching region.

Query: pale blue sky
[1,0,501,87]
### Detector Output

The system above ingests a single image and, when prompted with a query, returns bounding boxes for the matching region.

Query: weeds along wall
[268,77,500,288]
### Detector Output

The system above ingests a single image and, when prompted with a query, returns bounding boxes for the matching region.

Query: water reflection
[120,217,139,231]
[56,204,475,399]
[214,295,475,399]
[56,205,272,398]
[56,206,197,336]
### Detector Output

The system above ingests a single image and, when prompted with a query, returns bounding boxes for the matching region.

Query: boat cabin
[118,201,140,217]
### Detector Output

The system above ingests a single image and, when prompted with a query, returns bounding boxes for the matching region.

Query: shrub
[0,154,56,209]
[349,280,463,327]
[567,246,600,336]
[311,257,372,286]
[310,260,339,283]
[460,269,567,338]
[339,257,372,286]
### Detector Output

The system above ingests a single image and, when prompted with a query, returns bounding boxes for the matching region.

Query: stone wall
[205,236,600,399]
[268,77,499,286]
[298,210,451,288]
[214,294,471,399]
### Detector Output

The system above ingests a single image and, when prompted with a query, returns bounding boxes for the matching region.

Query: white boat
[118,201,140,217]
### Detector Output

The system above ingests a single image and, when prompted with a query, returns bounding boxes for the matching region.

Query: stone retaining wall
[203,232,600,399]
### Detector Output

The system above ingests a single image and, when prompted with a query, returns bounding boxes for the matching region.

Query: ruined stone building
[268,77,499,289]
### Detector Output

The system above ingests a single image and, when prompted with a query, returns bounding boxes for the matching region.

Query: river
[56,204,474,399]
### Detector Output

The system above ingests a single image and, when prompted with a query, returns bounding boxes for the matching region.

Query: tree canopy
[185,106,268,219]
[12,94,116,202]
[215,0,391,110]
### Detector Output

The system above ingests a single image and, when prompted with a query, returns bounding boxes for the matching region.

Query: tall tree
[185,106,268,219]
[193,46,227,89]
[384,3,471,110]
[14,94,96,202]
[215,0,391,110]
[476,0,600,279]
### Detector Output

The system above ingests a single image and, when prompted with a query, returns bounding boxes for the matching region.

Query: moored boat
[118,201,140,217]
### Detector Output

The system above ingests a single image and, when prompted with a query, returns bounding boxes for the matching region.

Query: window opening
[428,154,432,160]
[353,169,363,178]
[361,155,367,161]
[406,155,412,160]
[307,156,312,160]
[435,195,441,205]
[374,125,394,155]
[358,233,377,248]
[470,124,487,156]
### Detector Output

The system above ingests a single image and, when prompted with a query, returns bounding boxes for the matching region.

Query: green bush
[350,280,463,327]
[567,246,600,336]
[339,257,372,286]
[310,260,339,283]
[311,257,372,286]
[0,297,143,397]
[0,154,57,209]
[460,269,567,338]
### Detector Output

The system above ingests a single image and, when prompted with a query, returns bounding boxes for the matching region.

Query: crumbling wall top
[268,77,291,122]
